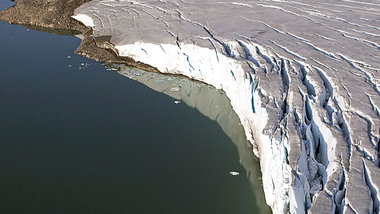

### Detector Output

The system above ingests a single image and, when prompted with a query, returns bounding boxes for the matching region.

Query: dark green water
[0,2,269,213]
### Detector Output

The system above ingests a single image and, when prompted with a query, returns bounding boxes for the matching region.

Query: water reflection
[109,64,271,213]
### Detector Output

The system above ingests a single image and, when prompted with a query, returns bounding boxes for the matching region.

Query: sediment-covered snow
[72,0,380,213]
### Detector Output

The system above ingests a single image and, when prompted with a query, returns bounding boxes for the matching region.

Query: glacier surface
[72,0,380,213]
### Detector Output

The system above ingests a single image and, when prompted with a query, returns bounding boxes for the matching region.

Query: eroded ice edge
[73,0,380,213]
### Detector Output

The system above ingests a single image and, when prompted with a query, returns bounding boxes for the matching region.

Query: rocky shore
[0,0,159,72]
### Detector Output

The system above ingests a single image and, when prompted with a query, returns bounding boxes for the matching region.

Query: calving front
[72,0,380,213]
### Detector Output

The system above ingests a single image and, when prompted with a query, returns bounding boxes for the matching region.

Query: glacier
[71,0,380,213]
[1,0,379,213]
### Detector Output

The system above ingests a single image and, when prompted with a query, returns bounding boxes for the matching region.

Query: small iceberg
[229,171,240,176]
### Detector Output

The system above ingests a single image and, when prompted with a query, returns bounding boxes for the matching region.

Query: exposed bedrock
[0,0,90,32]
[71,0,380,213]
[2,0,380,213]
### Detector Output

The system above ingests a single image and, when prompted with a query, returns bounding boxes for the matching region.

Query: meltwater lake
[0,2,269,213]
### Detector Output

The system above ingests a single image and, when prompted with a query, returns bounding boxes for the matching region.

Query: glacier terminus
[2,0,380,213]
[72,0,380,213]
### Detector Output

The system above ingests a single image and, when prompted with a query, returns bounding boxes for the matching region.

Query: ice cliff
[72,0,380,213]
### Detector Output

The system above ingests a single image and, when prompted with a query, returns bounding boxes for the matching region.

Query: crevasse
[72,0,380,213]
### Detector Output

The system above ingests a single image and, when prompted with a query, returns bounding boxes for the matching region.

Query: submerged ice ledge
[111,41,291,213]
[110,64,271,212]
[72,0,380,213]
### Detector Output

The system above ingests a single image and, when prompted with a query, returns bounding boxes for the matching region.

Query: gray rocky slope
[72,0,380,213]
[7,0,380,213]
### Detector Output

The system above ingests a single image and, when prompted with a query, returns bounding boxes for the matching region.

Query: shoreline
[0,0,162,73]
[2,1,380,213]
[0,2,276,212]
[0,2,272,212]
